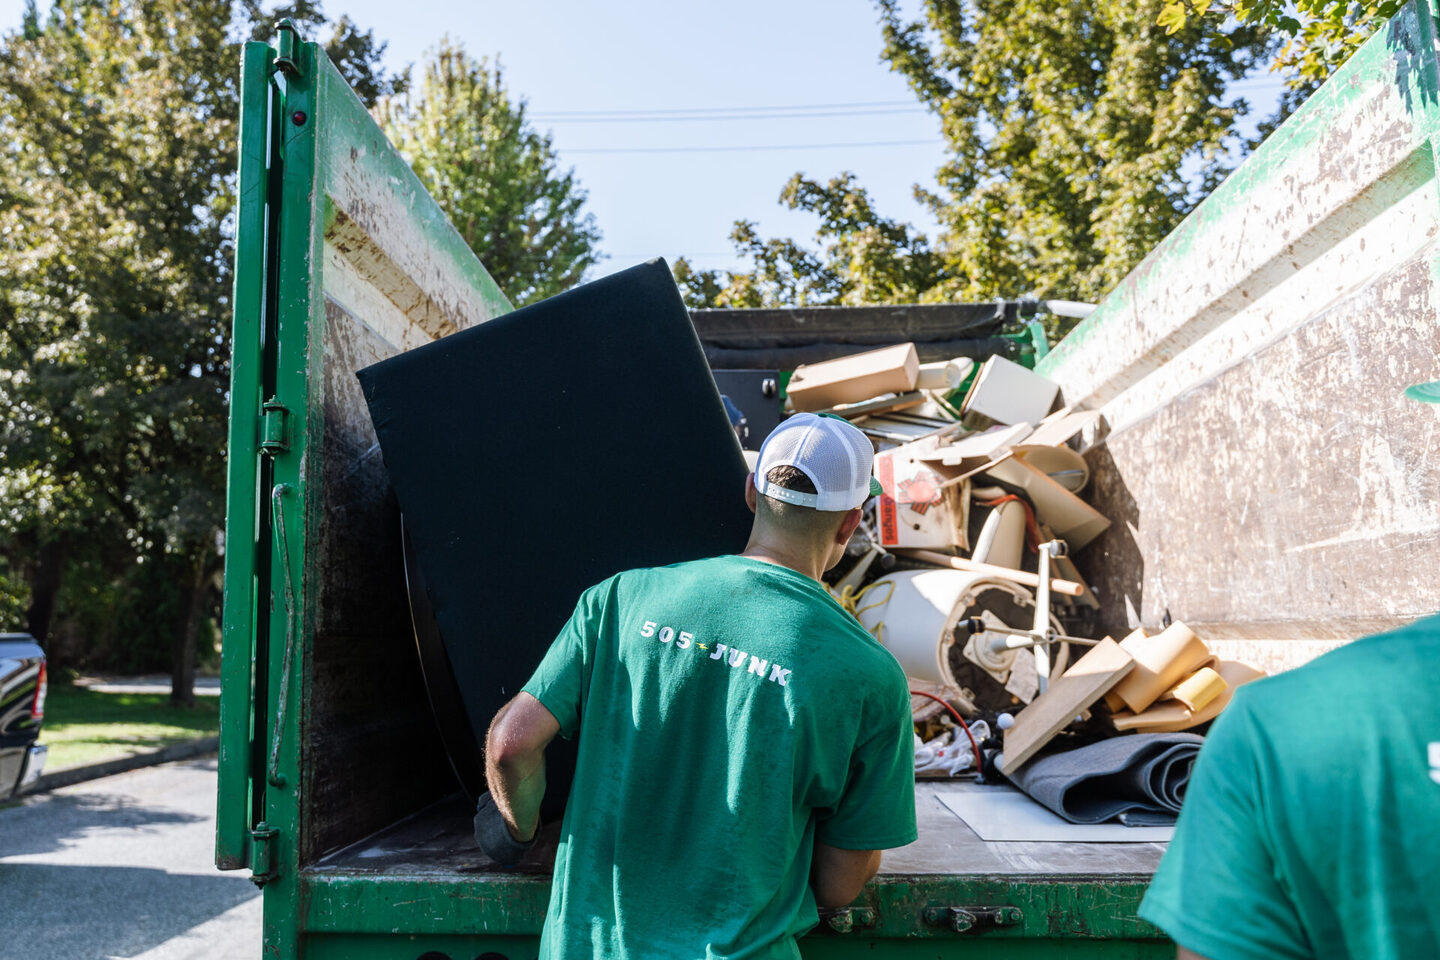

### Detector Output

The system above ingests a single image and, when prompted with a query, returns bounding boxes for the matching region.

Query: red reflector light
[31,662,46,720]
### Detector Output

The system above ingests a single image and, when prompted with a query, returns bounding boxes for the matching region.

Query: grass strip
[42,685,220,771]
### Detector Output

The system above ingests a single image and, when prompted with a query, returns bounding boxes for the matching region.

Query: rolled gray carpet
[1005,733,1206,825]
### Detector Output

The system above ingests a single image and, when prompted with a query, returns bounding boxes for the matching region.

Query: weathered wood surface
[1040,4,1440,669]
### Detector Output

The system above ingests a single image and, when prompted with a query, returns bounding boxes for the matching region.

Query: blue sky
[1,1,1287,287]
[328,0,948,279]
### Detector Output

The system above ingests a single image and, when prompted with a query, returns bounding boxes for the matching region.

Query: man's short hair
[765,465,817,495]
[758,464,845,536]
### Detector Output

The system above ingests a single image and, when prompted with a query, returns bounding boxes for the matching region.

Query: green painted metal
[216,39,276,873]
[259,26,320,959]
[296,873,1165,957]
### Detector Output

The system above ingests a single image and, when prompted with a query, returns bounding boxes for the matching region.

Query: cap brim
[869,476,884,498]
[1404,380,1440,404]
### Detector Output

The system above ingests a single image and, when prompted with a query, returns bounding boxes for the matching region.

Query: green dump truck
[216,6,1440,957]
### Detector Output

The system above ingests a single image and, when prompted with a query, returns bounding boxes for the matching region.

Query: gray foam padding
[1006,733,1206,825]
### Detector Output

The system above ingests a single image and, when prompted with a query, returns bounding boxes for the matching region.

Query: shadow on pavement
[0,789,205,860]
[0,862,258,960]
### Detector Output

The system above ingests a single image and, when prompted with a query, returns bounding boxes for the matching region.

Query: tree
[0,1,398,703]
[676,173,941,309]
[1158,1,1394,85]
[377,40,602,307]
[683,1,1277,331]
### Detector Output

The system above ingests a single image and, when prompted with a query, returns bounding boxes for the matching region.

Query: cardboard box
[960,356,1060,426]
[787,343,920,412]
[873,436,972,550]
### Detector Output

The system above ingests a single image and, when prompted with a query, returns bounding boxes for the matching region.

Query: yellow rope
[832,579,895,645]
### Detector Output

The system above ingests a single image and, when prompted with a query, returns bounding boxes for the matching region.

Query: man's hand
[474,791,537,867]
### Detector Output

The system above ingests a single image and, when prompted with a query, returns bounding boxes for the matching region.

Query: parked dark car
[0,632,46,799]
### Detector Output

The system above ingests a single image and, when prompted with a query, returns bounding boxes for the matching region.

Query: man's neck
[739,539,827,583]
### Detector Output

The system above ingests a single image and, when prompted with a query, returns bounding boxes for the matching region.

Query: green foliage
[0,1,395,680]
[676,173,941,309]
[377,40,602,306]
[686,0,1274,313]
[1160,0,1397,84]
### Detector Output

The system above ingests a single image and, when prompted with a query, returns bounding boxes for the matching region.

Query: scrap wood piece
[981,456,1110,551]
[1110,660,1266,733]
[892,548,1085,597]
[1024,407,1103,449]
[1108,621,1214,714]
[787,342,920,412]
[960,355,1061,426]
[1167,666,1227,712]
[819,390,928,420]
[920,422,1033,464]
[1001,637,1135,775]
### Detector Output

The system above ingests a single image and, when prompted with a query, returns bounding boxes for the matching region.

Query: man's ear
[745,472,758,514]
[835,506,864,545]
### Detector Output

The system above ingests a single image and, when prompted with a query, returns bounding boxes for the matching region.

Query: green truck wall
[1038,1,1440,671]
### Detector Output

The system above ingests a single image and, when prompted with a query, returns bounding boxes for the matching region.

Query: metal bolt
[291,110,307,126]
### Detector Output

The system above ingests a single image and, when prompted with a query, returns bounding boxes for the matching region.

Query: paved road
[0,757,261,960]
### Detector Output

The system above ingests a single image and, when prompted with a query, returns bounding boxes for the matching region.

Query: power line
[531,99,916,118]
[563,138,942,155]
[533,107,927,124]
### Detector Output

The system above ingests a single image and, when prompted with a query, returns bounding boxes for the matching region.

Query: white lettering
[710,644,727,660]
[640,621,656,638]
[768,664,791,686]
[727,649,748,668]
[747,657,770,677]
[658,626,674,643]
[677,631,694,650]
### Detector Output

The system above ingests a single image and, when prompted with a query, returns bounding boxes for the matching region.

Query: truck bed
[309,781,1165,879]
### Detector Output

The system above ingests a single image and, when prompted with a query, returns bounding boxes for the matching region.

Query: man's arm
[810,842,881,907]
[485,692,560,841]
[1178,949,1212,960]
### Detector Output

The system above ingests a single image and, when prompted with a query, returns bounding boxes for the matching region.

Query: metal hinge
[274,19,303,77]
[259,399,290,456]
[249,822,279,886]
[924,904,1024,934]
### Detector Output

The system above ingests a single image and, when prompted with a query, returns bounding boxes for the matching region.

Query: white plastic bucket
[856,570,1027,687]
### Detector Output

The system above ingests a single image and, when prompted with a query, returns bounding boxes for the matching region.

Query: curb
[30,737,220,793]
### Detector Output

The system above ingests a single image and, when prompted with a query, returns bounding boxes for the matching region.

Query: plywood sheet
[1001,637,1135,774]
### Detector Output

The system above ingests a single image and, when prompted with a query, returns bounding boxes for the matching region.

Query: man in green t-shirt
[476,413,918,959]
[1138,614,1440,959]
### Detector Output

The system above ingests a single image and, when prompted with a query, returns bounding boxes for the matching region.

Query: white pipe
[1042,299,1098,319]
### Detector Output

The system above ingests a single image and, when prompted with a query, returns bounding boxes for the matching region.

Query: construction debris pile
[753,341,1267,828]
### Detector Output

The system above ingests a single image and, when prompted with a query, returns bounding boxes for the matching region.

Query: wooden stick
[892,548,1084,597]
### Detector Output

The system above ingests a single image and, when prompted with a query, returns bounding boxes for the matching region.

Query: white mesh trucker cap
[754,413,884,511]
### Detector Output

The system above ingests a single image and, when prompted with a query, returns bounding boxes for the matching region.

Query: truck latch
[259,398,290,456]
[817,906,876,934]
[249,822,279,887]
[924,904,1023,934]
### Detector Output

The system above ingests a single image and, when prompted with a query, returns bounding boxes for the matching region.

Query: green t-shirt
[522,554,918,960]
[1139,615,1440,959]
